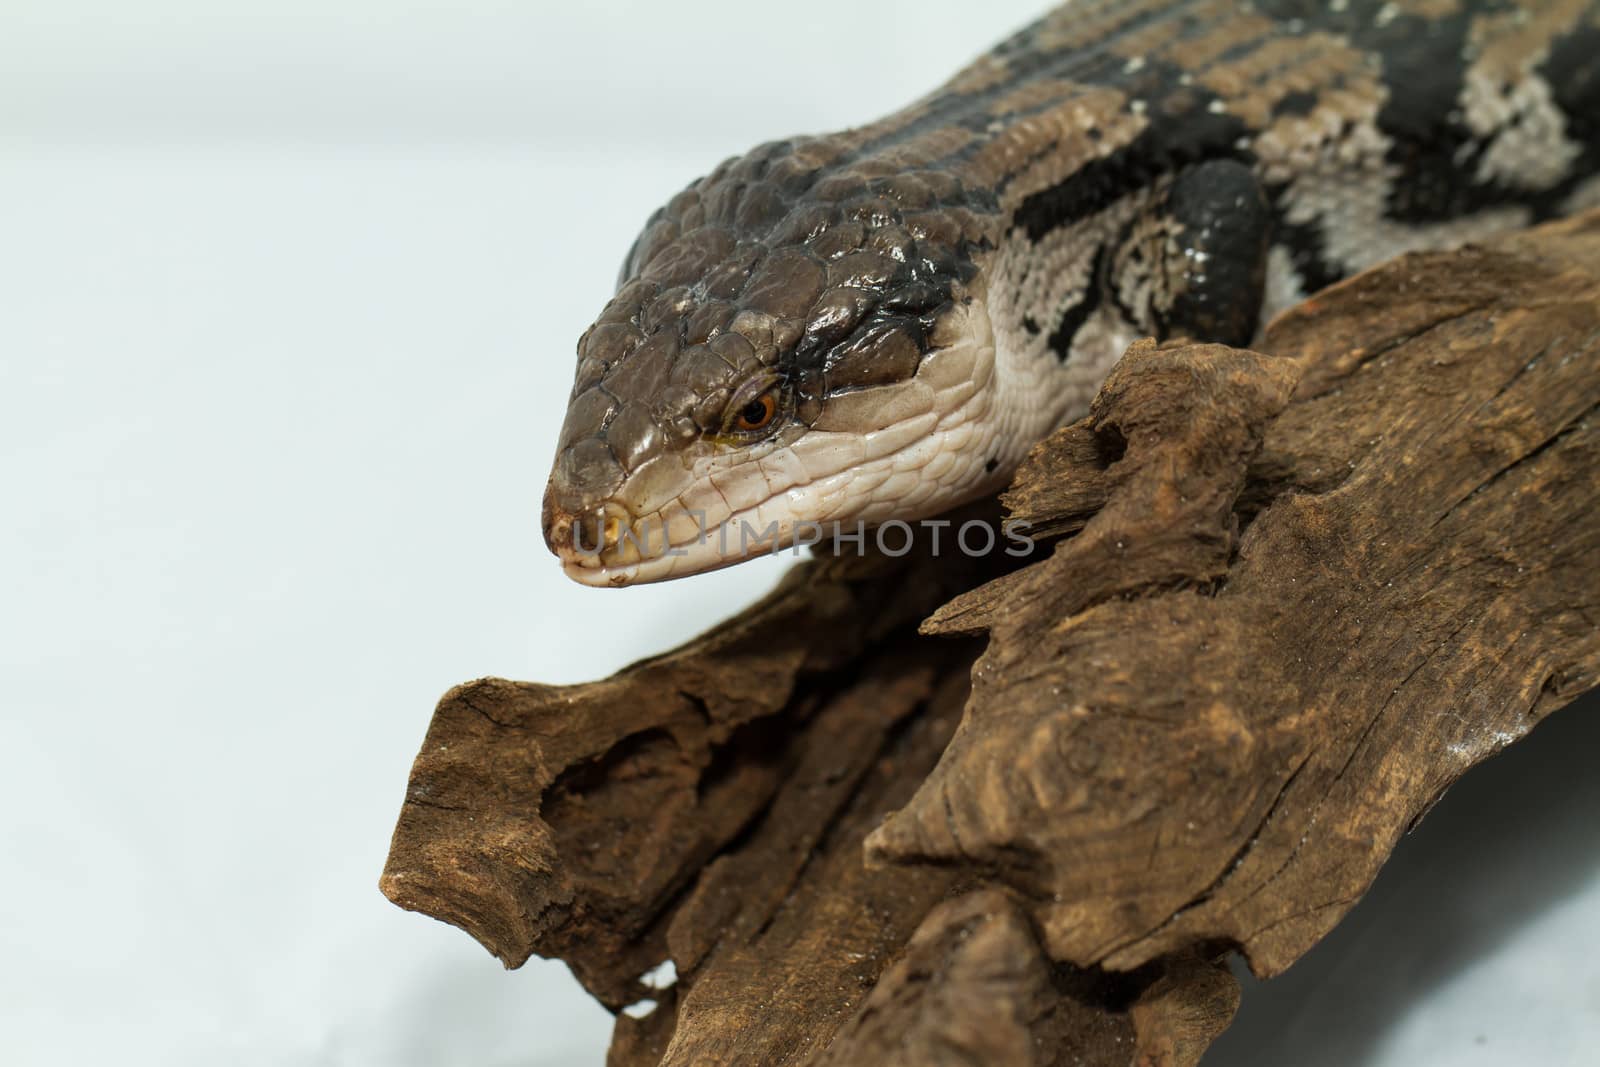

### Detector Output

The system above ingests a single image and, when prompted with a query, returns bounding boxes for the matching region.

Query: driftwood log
[381,210,1600,1065]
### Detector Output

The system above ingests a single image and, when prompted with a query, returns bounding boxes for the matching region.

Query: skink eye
[732,392,778,433]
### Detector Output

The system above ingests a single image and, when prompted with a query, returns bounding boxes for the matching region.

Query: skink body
[544,0,1600,585]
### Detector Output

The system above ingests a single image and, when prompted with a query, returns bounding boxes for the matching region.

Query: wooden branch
[381,210,1600,1066]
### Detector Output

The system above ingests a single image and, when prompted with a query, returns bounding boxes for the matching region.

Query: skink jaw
[560,554,642,588]
[542,490,638,570]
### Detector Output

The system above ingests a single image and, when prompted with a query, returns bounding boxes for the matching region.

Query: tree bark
[381,209,1600,1066]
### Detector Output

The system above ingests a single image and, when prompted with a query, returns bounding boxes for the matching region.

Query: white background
[3,2,1596,1064]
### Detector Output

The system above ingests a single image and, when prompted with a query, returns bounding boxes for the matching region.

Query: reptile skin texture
[543,0,1600,586]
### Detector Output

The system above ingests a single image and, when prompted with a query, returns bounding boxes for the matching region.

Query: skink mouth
[561,553,643,588]
[542,496,646,583]
[543,486,794,588]
[554,522,766,588]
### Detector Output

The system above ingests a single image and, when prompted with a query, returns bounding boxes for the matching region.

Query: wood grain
[383,210,1600,1065]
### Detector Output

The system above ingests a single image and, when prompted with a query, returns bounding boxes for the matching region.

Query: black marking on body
[1162,160,1271,346]
[1272,89,1322,119]
[1253,0,1519,33]
[1264,2,1513,225]
[1260,0,1593,224]
[1365,11,1498,224]
[1011,60,1253,240]
[1539,18,1600,213]
[1269,215,1343,297]
[1046,244,1111,364]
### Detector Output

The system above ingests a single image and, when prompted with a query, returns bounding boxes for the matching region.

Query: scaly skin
[544,0,1600,586]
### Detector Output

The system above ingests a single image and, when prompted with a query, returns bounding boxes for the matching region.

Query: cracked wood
[383,209,1600,1066]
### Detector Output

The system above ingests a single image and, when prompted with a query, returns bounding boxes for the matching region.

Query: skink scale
[543,0,1600,586]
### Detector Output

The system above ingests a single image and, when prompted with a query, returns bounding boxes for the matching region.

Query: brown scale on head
[543,138,1004,586]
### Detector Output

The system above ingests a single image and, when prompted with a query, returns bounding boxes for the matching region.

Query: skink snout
[542,492,633,564]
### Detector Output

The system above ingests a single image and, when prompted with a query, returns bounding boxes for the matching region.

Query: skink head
[544,139,1011,586]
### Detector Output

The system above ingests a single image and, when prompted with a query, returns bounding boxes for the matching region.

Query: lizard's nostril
[542,491,631,562]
